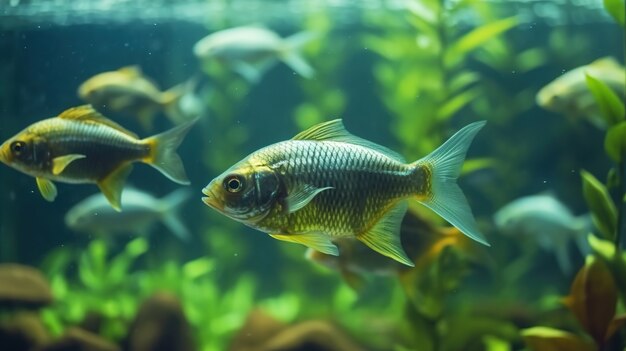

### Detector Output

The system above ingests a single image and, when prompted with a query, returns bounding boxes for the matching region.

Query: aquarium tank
[0,0,625,350]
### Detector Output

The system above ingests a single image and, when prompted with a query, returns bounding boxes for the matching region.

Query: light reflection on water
[0,0,614,29]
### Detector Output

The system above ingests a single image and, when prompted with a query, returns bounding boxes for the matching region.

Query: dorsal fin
[117,65,142,78]
[58,105,138,138]
[292,119,405,162]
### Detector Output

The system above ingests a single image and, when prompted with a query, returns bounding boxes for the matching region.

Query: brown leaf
[564,256,618,346]
[605,313,626,341]
[521,327,596,351]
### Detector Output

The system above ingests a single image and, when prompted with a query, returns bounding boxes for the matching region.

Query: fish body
[78,66,186,130]
[65,187,191,240]
[494,193,592,274]
[536,57,626,128]
[202,119,487,266]
[193,26,315,83]
[0,105,196,210]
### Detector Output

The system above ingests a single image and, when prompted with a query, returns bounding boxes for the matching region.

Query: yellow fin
[270,232,338,256]
[357,201,414,267]
[142,118,197,185]
[36,177,57,202]
[52,154,86,175]
[58,105,138,138]
[117,65,142,78]
[97,163,133,211]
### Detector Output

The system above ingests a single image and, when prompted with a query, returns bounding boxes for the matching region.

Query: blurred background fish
[306,206,487,290]
[78,66,200,130]
[536,57,626,129]
[193,26,316,83]
[493,193,593,274]
[0,105,196,210]
[65,187,191,241]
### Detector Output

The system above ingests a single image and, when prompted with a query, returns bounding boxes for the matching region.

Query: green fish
[0,105,196,211]
[202,119,488,266]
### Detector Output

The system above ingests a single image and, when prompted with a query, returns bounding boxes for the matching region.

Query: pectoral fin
[97,163,133,211]
[270,232,338,256]
[52,154,86,175]
[285,184,333,213]
[357,201,414,267]
[36,177,57,202]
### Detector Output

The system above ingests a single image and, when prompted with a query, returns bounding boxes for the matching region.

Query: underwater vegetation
[0,0,625,351]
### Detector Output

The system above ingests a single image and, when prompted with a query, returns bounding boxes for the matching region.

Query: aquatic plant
[38,238,258,351]
[521,2,626,348]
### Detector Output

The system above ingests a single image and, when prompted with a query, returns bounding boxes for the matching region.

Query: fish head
[536,83,570,113]
[202,162,280,223]
[0,129,46,174]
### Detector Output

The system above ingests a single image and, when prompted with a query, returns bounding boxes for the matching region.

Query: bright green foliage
[585,73,625,127]
[364,0,516,159]
[605,122,626,162]
[604,0,626,26]
[580,170,618,241]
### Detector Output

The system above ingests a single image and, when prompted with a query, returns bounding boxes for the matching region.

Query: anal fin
[36,177,57,202]
[97,163,133,211]
[357,201,414,267]
[270,232,338,256]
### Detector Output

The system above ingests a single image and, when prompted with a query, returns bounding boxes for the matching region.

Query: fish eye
[224,174,245,193]
[10,141,26,155]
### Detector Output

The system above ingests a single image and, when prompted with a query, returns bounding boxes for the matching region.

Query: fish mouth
[201,186,222,210]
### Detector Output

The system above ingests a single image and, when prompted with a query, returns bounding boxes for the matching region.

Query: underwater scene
[1,0,626,350]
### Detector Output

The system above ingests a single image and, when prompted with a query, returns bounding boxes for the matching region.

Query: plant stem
[617,160,625,249]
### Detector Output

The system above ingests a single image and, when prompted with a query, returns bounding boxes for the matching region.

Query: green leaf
[521,327,595,351]
[580,170,617,241]
[604,0,625,26]
[585,73,625,127]
[564,255,617,346]
[437,87,481,121]
[446,17,518,65]
[604,121,626,162]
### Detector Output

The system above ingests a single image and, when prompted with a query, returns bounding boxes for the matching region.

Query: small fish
[536,57,626,129]
[0,105,196,211]
[193,26,315,83]
[494,193,592,274]
[65,187,191,241]
[78,66,190,130]
[202,119,488,266]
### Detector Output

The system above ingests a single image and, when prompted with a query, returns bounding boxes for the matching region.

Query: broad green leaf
[449,71,480,94]
[588,234,616,260]
[437,87,481,121]
[585,73,625,127]
[604,0,625,26]
[521,327,595,351]
[580,170,617,240]
[604,121,626,162]
[406,0,436,25]
[563,256,617,346]
[183,257,214,279]
[446,17,518,66]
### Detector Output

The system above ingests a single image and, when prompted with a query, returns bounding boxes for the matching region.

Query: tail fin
[160,81,190,124]
[158,188,192,241]
[143,119,198,185]
[280,31,316,78]
[413,121,489,246]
